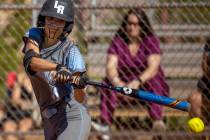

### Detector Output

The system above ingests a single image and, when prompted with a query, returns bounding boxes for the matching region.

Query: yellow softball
[187,117,205,133]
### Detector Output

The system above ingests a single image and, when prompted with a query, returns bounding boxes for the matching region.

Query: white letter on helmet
[54,1,65,14]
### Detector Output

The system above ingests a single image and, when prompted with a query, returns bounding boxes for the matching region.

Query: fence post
[32,0,38,27]
[147,0,159,23]
[91,0,97,30]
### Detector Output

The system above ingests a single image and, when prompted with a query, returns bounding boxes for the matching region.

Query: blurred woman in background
[92,8,169,140]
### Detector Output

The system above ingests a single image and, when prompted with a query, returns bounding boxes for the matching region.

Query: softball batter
[22,0,91,139]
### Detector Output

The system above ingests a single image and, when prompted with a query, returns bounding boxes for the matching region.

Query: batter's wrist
[56,64,62,71]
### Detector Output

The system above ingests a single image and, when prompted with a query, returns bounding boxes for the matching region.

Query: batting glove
[71,75,88,89]
[55,64,71,83]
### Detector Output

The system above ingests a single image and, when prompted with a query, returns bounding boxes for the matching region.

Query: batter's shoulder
[23,27,44,46]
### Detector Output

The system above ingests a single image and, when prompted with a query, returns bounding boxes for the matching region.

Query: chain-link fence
[0,0,210,140]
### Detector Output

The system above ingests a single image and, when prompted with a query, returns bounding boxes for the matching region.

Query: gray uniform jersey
[23,27,86,110]
[29,39,85,110]
[23,28,91,140]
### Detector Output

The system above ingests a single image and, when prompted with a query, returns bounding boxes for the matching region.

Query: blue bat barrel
[85,81,190,112]
[135,90,190,112]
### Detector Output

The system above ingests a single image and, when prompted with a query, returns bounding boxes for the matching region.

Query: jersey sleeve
[66,44,86,74]
[22,27,43,53]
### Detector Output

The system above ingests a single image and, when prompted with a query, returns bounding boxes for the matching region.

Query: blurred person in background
[188,38,210,132]
[3,65,35,140]
[91,8,169,140]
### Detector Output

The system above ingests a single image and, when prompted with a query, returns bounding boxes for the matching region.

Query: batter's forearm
[23,39,58,73]
[30,57,57,72]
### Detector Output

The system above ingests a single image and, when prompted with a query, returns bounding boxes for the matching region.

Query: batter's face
[126,13,141,39]
[44,16,66,40]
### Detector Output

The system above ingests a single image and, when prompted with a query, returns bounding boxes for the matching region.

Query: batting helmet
[37,0,74,34]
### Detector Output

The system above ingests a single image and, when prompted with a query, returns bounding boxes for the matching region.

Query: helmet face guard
[37,0,74,36]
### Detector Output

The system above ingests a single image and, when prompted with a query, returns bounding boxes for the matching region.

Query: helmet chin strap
[58,32,68,41]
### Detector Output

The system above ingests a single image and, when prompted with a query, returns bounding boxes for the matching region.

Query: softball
[187,117,205,133]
